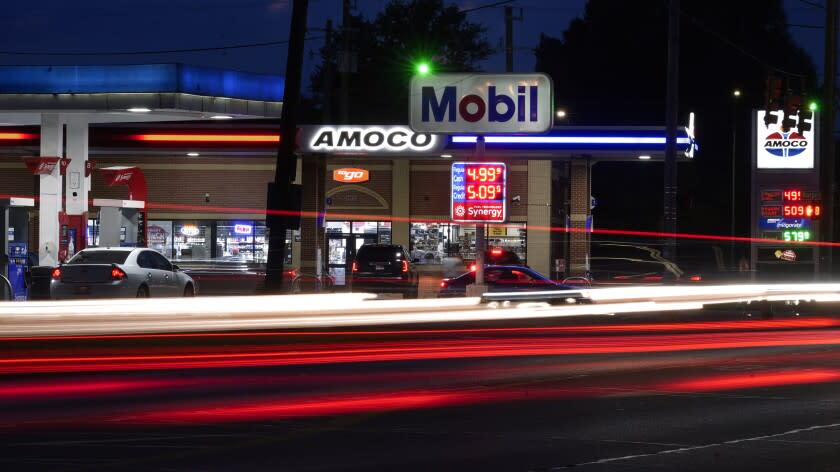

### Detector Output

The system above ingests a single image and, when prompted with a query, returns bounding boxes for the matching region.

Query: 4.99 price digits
[466,166,504,182]
[466,184,502,200]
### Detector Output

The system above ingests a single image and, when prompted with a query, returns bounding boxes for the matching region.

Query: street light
[555,109,567,119]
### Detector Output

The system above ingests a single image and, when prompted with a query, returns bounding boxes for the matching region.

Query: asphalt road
[4,308,840,471]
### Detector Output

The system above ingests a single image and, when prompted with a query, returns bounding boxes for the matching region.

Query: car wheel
[183,284,195,297]
[136,285,150,298]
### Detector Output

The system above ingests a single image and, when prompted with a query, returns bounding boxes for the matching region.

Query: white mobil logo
[307,126,437,153]
[409,73,553,133]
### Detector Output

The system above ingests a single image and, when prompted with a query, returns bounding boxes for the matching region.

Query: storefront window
[378,222,392,244]
[174,222,212,261]
[409,223,527,264]
[148,220,173,258]
[326,221,351,235]
[352,221,378,234]
[215,220,268,262]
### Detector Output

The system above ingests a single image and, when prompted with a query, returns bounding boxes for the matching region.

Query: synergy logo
[763,131,808,157]
[755,110,816,169]
[410,74,553,133]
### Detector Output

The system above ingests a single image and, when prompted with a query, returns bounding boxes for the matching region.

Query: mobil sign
[409,73,553,133]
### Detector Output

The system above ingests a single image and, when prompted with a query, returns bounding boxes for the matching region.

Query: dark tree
[535,0,817,235]
[309,0,492,123]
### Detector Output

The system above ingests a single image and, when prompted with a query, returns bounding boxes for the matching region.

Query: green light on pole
[809,101,818,112]
[416,62,431,76]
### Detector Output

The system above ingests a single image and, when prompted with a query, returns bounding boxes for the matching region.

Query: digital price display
[783,204,821,218]
[783,230,812,242]
[451,162,507,223]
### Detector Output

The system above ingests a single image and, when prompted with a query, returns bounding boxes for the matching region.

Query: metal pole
[475,135,486,286]
[504,6,513,72]
[663,0,680,262]
[340,0,351,124]
[731,95,738,271]
[265,0,309,292]
[822,0,837,277]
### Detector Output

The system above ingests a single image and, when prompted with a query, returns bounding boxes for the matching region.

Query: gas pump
[93,166,148,248]
[93,199,145,247]
[1,197,34,301]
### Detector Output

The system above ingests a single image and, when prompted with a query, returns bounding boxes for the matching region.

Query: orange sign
[333,168,369,183]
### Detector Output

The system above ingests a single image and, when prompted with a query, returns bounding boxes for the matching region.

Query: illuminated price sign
[783,204,821,218]
[783,230,811,242]
[451,162,507,223]
[761,206,783,217]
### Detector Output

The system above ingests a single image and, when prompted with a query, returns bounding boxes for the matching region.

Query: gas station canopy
[0,64,284,124]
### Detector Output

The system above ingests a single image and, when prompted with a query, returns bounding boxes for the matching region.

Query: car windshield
[66,251,130,265]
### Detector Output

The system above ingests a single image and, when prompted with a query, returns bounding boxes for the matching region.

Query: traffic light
[764,76,784,127]
[799,108,814,134]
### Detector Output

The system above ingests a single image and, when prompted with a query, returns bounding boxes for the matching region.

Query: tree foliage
[535,0,818,234]
[309,0,492,123]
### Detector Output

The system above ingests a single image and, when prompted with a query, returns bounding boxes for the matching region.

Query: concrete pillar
[299,156,326,273]
[38,114,63,266]
[527,160,552,277]
[291,158,302,270]
[391,160,410,248]
[569,158,591,276]
[64,117,89,215]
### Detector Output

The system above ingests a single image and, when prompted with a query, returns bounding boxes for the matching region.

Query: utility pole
[323,19,334,123]
[265,0,309,292]
[504,6,522,72]
[663,0,680,262]
[823,0,837,277]
[340,0,352,124]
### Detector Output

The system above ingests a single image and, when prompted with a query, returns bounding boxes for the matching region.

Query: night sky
[0,1,826,80]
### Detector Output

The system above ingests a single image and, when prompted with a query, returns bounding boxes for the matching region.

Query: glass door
[327,236,348,286]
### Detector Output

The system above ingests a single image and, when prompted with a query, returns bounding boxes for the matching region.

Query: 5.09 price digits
[466,184,502,200]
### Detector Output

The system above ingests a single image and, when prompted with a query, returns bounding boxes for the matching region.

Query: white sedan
[50,247,196,299]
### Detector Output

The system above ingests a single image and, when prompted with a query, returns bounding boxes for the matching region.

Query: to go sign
[333,168,369,183]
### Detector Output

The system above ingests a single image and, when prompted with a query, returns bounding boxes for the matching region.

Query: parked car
[350,243,419,298]
[439,265,584,303]
[50,247,196,299]
[464,247,524,270]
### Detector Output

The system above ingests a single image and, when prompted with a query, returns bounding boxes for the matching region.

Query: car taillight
[401,260,409,273]
[470,264,477,272]
[491,248,503,256]
[440,279,448,288]
[352,262,358,272]
[111,267,127,280]
[51,267,61,280]
[689,275,702,282]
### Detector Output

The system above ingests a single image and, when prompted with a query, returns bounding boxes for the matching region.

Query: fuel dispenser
[93,166,148,248]
[1,197,34,301]
[93,199,146,247]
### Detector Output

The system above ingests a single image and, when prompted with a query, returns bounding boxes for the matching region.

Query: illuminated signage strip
[132,134,280,143]
[0,132,38,140]
[451,136,691,144]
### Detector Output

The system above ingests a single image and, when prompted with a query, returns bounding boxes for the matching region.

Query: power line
[460,0,515,14]
[682,11,810,78]
[798,0,825,8]
[0,36,324,56]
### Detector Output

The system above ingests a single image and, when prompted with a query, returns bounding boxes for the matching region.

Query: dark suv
[350,244,419,298]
